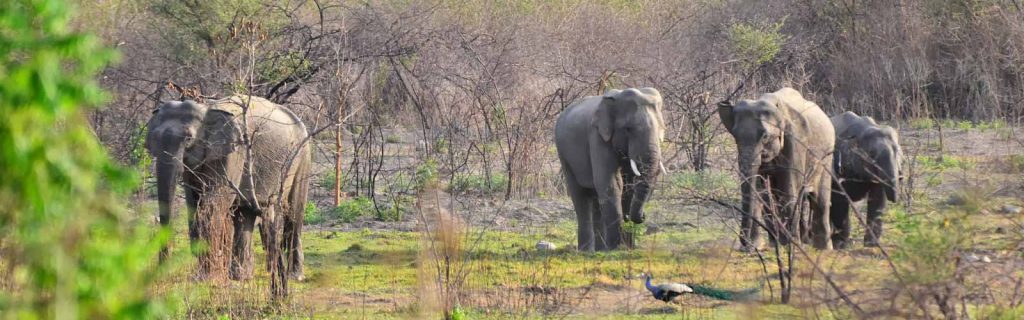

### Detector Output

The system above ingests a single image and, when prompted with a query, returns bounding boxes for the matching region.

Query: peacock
[644,273,764,303]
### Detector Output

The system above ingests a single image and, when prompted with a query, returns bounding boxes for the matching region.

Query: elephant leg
[809,177,833,250]
[230,208,257,280]
[594,176,624,251]
[285,213,304,281]
[864,185,887,247]
[738,176,766,251]
[184,185,201,246]
[259,206,288,297]
[563,166,596,252]
[830,187,851,249]
[758,185,776,247]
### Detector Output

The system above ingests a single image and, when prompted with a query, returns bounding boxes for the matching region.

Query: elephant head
[145,101,208,228]
[842,125,903,202]
[717,97,789,185]
[595,88,666,223]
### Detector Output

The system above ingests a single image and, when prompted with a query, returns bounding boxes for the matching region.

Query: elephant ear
[717,101,735,134]
[594,95,616,142]
[198,109,242,161]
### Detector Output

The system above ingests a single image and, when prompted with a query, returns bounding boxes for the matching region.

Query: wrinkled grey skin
[145,95,310,282]
[555,88,667,251]
[830,111,902,248]
[718,88,835,251]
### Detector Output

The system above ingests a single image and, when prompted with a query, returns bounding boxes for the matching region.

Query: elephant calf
[555,88,667,251]
[830,111,902,248]
[718,88,835,251]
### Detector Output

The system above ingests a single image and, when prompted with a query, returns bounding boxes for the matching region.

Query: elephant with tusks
[555,88,668,251]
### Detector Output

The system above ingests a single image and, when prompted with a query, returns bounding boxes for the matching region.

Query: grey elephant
[555,88,667,251]
[830,111,902,248]
[718,88,835,251]
[145,95,310,291]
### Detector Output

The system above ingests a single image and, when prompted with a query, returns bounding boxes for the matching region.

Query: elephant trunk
[883,162,898,202]
[155,139,185,230]
[626,154,661,224]
[875,149,899,202]
[737,146,762,247]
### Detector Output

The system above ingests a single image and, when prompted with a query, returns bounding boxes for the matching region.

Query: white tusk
[630,159,642,177]
[660,161,669,174]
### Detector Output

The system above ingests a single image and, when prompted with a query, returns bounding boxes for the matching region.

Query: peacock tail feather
[688,283,762,301]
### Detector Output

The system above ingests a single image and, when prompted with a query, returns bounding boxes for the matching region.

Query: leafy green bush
[332,197,375,223]
[415,159,439,190]
[892,210,972,285]
[0,0,169,317]
[304,202,323,225]
[908,118,934,130]
[729,19,787,67]
[1008,154,1024,173]
[976,119,1007,130]
[385,134,402,144]
[449,173,508,195]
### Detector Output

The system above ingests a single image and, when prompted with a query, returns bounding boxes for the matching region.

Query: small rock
[536,240,557,251]
[981,256,992,263]
[1000,205,1022,215]
[995,227,1007,234]
[964,253,981,263]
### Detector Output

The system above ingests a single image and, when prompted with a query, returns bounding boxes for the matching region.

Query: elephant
[718,87,835,251]
[145,94,310,290]
[555,88,667,251]
[829,111,902,248]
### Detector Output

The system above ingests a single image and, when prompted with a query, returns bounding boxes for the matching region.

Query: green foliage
[256,50,312,85]
[908,118,935,130]
[332,196,375,223]
[622,221,646,241]
[916,155,975,171]
[939,119,974,131]
[385,134,402,144]
[975,119,1006,130]
[892,210,972,285]
[0,0,169,317]
[666,170,737,198]
[449,173,508,195]
[433,138,450,154]
[318,170,345,191]
[729,18,787,68]
[130,124,154,195]
[148,0,288,62]
[450,305,466,320]
[304,202,323,225]
[415,159,439,190]
[977,305,1024,320]
[1009,154,1024,173]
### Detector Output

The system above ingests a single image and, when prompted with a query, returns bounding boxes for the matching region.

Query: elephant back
[208,95,279,118]
[767,88,835,153]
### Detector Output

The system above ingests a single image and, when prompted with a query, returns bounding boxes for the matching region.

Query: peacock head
[644,273,662,297]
